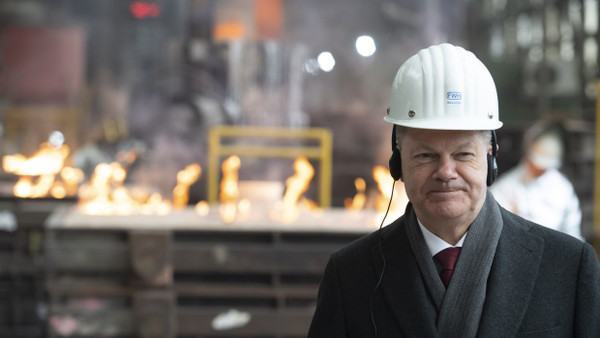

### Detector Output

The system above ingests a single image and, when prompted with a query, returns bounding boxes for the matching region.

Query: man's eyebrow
[411,141,476,152]
[455,142,478,151]
[410,142,435,152]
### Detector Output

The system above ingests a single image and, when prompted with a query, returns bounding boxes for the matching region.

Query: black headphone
[388,126,403,181]
[388,126,498,186]
[487,130,498,186]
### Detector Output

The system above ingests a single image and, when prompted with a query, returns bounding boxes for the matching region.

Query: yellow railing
[595,80,600,253]
[207,125,333,207]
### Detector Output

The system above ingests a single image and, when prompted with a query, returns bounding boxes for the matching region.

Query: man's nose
[433,158,457,182]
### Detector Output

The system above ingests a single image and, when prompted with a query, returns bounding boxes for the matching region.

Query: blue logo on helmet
[446,92,462,100]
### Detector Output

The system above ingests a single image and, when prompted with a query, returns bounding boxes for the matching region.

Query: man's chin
[426,190,463,201]
[423,200,469,219]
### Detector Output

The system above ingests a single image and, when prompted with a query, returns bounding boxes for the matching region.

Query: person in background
[490,122,583,240]
[307,43,600,337]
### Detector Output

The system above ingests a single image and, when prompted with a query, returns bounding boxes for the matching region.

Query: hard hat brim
[384,116,503,130]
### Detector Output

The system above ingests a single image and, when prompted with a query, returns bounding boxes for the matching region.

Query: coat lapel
[477,216,544,336]
[371,219,439,337]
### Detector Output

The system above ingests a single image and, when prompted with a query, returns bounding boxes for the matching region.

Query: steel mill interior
[0,0,598,337]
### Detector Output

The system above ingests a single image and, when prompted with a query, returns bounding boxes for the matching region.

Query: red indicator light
[130,1,161,19]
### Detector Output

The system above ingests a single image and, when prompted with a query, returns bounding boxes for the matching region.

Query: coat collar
[371,211,440,337]
[477,209,544,336]
[371,198,544,337]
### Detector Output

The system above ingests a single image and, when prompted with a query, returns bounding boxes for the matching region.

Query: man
[308,43,600,337]
[491,122,583,240]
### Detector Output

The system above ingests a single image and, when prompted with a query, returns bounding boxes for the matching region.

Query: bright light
[356,35,376,57]
[48,131,65,148]
[317,51,335,72]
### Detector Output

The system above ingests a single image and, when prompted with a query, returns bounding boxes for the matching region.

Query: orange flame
[372,165,409,224]
[195,200,210,216]
[60,167,85,196]
[3,142,68,175]
[77,161,197,216]
[1,140,204,215]
[373,166,395,212]
[344,177,366,211]
[2,143,83,198]
[219,156,241,222]
[77,162,124,215]
[279,156,315,223]
[173,164,202,209]
[220,156,240,203]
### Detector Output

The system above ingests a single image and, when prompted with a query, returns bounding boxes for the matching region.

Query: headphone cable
[369,180,395,337]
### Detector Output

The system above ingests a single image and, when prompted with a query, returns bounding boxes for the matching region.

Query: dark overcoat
[308,196,600,337]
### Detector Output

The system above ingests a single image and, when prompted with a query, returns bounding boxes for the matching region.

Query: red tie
[434,247,461,288]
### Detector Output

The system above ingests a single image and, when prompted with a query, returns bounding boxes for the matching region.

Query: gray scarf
[406,191,503,338]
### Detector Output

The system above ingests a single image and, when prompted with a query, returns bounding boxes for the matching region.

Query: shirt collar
[418,220,467,257]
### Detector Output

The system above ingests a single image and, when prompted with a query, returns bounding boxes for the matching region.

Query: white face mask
[527,133,563,170]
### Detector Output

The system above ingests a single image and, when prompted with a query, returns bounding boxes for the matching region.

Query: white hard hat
[384,43,503,130]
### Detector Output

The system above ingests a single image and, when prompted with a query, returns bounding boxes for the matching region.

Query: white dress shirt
[418,221,467,257]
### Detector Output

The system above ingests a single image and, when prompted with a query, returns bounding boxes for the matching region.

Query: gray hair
[394,125,492,151]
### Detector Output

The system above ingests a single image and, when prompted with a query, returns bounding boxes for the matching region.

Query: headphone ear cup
[389,149,402,181]
[487,154,498,186]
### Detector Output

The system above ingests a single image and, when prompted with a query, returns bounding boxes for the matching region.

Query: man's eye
[456,152,474,159]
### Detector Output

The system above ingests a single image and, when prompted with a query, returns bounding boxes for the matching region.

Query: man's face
[400,128,490,225]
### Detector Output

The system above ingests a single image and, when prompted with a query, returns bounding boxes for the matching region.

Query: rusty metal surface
[46,204,380,233]
[134,290,176,338]
[44,208,369,337]
[130,231,172,286]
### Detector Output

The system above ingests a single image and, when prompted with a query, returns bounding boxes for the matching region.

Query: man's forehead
[403,129,487,148]
[405,128,482,139]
